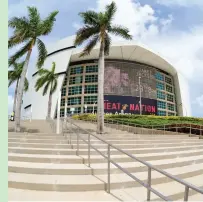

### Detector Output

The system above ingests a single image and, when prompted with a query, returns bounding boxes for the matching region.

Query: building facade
[22,36,191,119]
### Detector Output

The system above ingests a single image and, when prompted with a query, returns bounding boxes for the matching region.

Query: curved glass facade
[60,60,177,117]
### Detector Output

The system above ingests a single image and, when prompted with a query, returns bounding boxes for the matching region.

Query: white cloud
[156,0,203,7]
[193,94,203,108]
[8,95,14,114]
[95,0,203,116]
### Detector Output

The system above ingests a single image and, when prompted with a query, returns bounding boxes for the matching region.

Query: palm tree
[8,61,29,115]
[74,1,132,134]
[35,62,58,119]
[8,7,58,132]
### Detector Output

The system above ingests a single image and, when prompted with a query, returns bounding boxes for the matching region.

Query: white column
[56,90,61,134]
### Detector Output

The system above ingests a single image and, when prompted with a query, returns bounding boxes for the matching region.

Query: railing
[62,118,203,201]
[80,118,203,136]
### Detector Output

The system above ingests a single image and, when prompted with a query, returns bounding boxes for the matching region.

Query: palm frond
[104,34,111,56]
[8,40,33,66]
[28,7,41,32]
[108,25,132,40]
[80,35,99,57]
[35,76,47,91]
[79,11,99,26]
[8,16,29,30]
[24,77,29,92]
[105,1,117,22]
[8,78,16,87]
[36,38,47,68]
[40,11,59,36]
[51,79,58,94]
[51,62,56,73]
[74,25,100,46]
[42,81,50,96]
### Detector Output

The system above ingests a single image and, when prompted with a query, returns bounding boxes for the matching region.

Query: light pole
[92,100,108,114]
[139,76,142,115]
[56,90,61,134]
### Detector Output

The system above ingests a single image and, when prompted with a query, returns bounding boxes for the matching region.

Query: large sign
[104,95,157,115]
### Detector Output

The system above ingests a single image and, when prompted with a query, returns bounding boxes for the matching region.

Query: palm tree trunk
[15,48,32,132]
[13,79,19,114]
[47,88,52,119]
[97,40,105,134]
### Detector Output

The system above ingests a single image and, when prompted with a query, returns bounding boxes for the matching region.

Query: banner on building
[104,95,157,115]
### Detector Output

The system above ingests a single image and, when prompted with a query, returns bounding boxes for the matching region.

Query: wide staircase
[8,120,203,201]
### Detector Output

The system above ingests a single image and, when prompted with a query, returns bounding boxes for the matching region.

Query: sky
[8,0,203,117]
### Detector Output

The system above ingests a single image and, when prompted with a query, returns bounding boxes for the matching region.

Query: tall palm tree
[74,1,132,134]
[35,62,58,119]
[8,61,29,115]
[8,7,58,132]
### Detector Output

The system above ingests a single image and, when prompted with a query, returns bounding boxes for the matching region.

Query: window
[85,75,98,83]
[69,76,83,85]
[61,98,65,106]
[168,112,175,116]
[68,86,82,95]
[86,65,98,73]
[67,107,81,114]
[84,96,97,104]
[60,109,65,117]
[156,82,164,90]
[166,85,173,93]
[168,103,175,111]
[157,91,166,100]
[68,97,81,106]
[167,94,174,102]
[157,101,166,109]
[155,72,164,81]
[61,88,66,96]
[85,85,98,94]
[70,66,83,75]
[63,77,67,86]
[158,110,166,116]
[165,77,172,85]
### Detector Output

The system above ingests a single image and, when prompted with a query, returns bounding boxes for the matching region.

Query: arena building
[22,36,191,119]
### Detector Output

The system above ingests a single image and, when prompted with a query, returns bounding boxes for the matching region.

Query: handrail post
[147,167,152,201]
[76,132,79,155]
[152,125,153,135]
[190,124,192,135]
[164,125,165,135]
[184,186,189,201]
[107,144,110,193]
[88,134,90,167]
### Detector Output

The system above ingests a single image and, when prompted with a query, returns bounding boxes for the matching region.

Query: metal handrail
[63,118,203,201]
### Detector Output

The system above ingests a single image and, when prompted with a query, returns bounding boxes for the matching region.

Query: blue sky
[8,0,203,117]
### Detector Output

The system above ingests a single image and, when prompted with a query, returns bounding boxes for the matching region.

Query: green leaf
[36,38,47,69]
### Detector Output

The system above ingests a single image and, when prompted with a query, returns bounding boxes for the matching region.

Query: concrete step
[8,163,203,192]
[8,144,203,155]
[8,141,203,149]
[8,149,203,164]
[110,175,203,201]
[8,155,203,175]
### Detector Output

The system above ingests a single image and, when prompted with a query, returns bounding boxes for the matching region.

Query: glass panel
[69,76,83,85]
[85,75,98,83]
[167,94,174,102]
[84,96,97,104]
[60,108,64,117]
[70,66,83,75]
[156,82,164,90]
[166,85,173,93]
[68,86,82,95]
[61,88,66,96]
[165,77,172,85]
[60,98,65,106]
[168,103,175,111]
[67,107,81,114]
[157,101,166,109]
[157,91,166,100]
[155,72,164,81]
[84,85,98,94]
[86,65,98,73]
[67,97,81,106]
[157,110,166,116]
